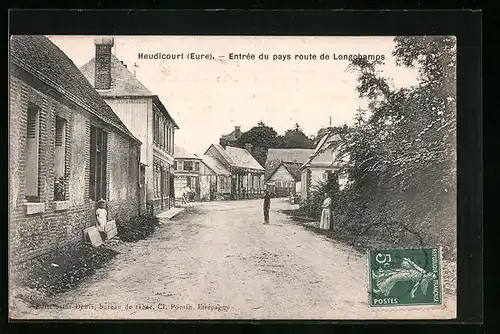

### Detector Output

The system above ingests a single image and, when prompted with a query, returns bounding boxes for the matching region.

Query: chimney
[234,126,241,139]
[245,143,253,153]
[94,37,114,90]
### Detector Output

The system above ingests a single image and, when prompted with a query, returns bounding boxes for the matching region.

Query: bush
[116,213,160,242]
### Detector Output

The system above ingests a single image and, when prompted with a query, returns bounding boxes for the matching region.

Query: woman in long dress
[319,193,331,230]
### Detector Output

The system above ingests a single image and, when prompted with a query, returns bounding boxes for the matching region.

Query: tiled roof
[210,144,235,165]
[80,52,179,129]
[265,148,315,167]
[201,155,231,176]
[10,35,139,143]
[174,144,200,160]
[80,54,153,97]
[221,130,238,141]
[224,146,264,171]
[266,162,302,181]
[300,133,342,169]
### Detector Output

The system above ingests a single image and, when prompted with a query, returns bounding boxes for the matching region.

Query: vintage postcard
[9,35,457,320]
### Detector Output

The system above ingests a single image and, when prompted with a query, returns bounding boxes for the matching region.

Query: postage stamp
[369,248,442,307]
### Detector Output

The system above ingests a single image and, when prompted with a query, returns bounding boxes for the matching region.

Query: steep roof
[201,155,231,176]
[10,35,140,144]
[80,52,179,129]
[224,146,265,171]
[174,144,200,160]
[266,162,302,181]
[300,133,342,169]
[221,130,238,141]
[265,148,315,167]
[80,54,152,97]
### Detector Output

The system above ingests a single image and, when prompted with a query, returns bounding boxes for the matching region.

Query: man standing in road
[263,190,271,224]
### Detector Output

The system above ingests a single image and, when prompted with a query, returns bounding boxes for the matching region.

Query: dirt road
[13,198,456,319]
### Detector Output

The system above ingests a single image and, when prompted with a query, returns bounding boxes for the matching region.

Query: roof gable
[80,54,153,97]
[265,148,315,167]
[300,133,341,169]
[10,35,139,143]
[224,146,264,171]
[201,155,231,175]
[174,144,200,160]
[266,162,302,181]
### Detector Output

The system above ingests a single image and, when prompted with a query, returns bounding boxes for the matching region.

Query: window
[166,124,170,153]
[173,161,177,170]
[25,103,40,201]
[186,176,192,187]
[159,117,164,149]
[54,116,67,201]
[153,112,160,144]
[89,125,108,201]
[195,162,200,171]
[183,161,193,171]
[171,128,175,153]
[163,122,167,149]
[154,165,161,198]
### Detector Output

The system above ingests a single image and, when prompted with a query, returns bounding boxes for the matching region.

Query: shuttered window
[89,125,107,201]
[25,103,40,201]
[54,116,67,201]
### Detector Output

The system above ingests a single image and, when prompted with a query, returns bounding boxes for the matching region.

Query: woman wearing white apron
[319,193,331,230]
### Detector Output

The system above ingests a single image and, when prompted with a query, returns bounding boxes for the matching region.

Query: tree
[234,122,278,166]
[313,36,457,257]
[274,123,315,149]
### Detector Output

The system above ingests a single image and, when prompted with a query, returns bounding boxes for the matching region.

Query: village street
[16,198,455,320]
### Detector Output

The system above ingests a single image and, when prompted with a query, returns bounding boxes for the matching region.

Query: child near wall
[96,199,107,240]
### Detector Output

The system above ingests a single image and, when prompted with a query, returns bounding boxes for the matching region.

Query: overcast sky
[48,36,419,155]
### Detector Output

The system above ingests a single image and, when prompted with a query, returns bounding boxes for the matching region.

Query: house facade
[9,35,141,265]
[219,125,242,147]
[173,145,202,201]
[266,163,302,197]
[80,38,179,214]
[264,148,314,198]
[199,155,232,201]
[204,143,265,199]
[299,133,348,200]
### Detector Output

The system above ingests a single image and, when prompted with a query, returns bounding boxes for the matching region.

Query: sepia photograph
[9,34,457,320]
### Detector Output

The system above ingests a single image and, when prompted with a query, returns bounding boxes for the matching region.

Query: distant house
[80,37,179,214]
[266,162,303,197]
[9,35,142,265]
[199,155,232,201]
[173,145,202,201]
[299,133,347,199]
[264,148,314,197]
[219,125,242,147]
[204,143,265,199]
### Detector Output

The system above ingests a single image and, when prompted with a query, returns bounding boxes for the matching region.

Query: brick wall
[94,43,112,90]
[9,67,140,265]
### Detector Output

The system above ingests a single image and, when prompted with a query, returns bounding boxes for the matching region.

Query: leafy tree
[274,123,315,149]
[300,36,457,258]
[233,122,278,166]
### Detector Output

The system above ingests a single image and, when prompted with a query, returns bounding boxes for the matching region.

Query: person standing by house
[96,199,108,240]
[319,193,332,230]
[263,190,271,224]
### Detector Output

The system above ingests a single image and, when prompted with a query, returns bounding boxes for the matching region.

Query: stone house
[264,148,314,197]
[299,133,348,200]
[79,37,179,214]
[9,35,142,265]
[173,144,202,201]
[219,125,242,148]
[199,155,232,201]
[204,143,265,199]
